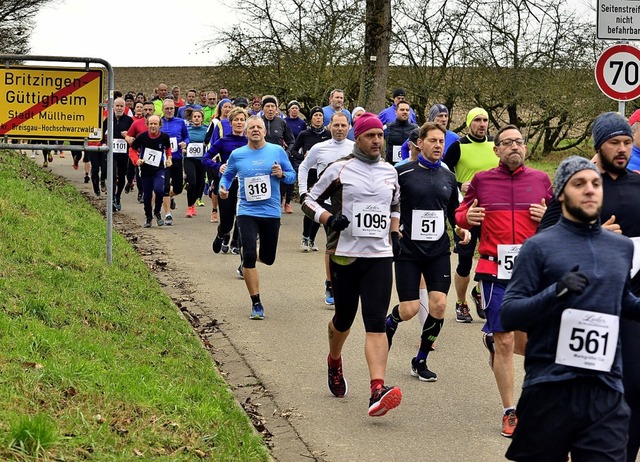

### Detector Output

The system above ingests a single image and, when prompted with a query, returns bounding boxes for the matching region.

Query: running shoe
[124,182,132,194]
[455,302,473,323]
[472,286,486,319]
[231,247,240,255]
[221,235,231,254]
[73,160,79,170]
[170,197,176,210]
[501,410,518,438]
[310,240,319,251]
[327,358,348,398]
[137,192,143,203]
[385,315,397,349]
[368,385,402,417]
[155,213,164,227]
[196,198,205,207]
[84,175,90,184]
[482,332,496,371]
[100,181,106,192]
[236,265,244,279]
[43,161,48,168]
[325,284,334,305]
[284,203,293,214]
[164,214,173,226]
[212,235,225,254]
[185,205,195,218]
[410,357,437,382]
[210,210,218,223]
[300,237,310,252]
[250,303,265,320]
[143,217,152,228]
[114,199,122,212]
[59,151,65,158]
[47,152,53,162]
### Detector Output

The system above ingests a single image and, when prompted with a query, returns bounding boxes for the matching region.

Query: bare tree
[0,0,58,54]
[358,0,391,113]
[205,0,364,112]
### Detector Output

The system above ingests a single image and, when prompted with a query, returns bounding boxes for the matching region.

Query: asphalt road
[44,151,523,462]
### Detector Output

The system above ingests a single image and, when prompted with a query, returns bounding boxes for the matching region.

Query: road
[45,151,522,462]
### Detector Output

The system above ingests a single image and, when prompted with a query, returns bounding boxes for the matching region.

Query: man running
[219,116,296,320]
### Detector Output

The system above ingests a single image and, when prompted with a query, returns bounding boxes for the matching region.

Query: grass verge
[0,150,269,461]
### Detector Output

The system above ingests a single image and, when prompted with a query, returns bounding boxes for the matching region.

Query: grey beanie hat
[591,111,632,150]
[428,104,448,122]
[554,156,600,198]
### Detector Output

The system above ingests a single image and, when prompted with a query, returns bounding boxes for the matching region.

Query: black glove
[391,231,401,257]
[556,265,590,297]
[299,193,306,204]
[326,214,350,231]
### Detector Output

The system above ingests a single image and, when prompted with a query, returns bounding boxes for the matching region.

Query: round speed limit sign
[595,44,640,101]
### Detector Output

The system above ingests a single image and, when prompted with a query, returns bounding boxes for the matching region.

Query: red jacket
[455,162,553,277]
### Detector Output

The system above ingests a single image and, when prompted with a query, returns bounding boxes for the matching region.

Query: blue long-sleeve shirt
[221,142,296,218]
[202,134,248,173]
[160,116,190,160]
[500,216,640,393]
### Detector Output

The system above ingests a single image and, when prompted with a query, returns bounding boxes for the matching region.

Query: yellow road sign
[0,66,104,140]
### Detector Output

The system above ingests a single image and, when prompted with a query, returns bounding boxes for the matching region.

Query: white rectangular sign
[598,0,640,41]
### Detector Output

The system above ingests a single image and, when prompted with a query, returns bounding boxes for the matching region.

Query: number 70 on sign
[595,44,640,101]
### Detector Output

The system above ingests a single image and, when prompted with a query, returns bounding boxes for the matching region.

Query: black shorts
[394,254,451,301]
[453,225,480,257]
[506,378,629,462]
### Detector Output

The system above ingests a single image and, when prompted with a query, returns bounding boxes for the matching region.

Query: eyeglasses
[499,138,525,147]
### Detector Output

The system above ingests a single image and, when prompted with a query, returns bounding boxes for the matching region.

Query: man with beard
[501,155,640,461]
[538,111,640,461]
[455,125,552,437]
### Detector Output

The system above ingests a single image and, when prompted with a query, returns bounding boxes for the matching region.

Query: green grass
[0,150,269,461]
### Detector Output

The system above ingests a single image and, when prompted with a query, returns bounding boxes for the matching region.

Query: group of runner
[34,82,640,460]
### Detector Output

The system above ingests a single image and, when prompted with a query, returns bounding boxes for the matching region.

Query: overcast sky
[29,0,233,67]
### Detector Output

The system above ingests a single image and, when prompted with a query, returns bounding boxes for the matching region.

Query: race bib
[112,138,128,154]
[497,244,522,280]
[352,203,389,238]
[143,147,163,167]
[244,175,271,202]
[631,237,640,278]
[392,145,402,163]
[186,143,204,158]
[411,210,444,241]
[170,137,178,152]
[555,308,619,372]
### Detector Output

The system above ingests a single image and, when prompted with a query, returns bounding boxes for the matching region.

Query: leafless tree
[0,0,58,55]
[358,0,391,113]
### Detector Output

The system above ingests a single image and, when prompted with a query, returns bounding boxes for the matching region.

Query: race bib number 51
[352,203,389,237]
[555,309,619,372]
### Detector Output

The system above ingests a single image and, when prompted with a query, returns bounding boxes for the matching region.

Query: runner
[455,124,552,437]
[288,106,331,253]
[297,112,353,305]
[184,109,208,217]
[218,115,296,319]
[444,107,499,322]
[206,107,249,255]
[128,115,172,228]
[302,112,402,417]
[385,122,471,382]
[160,98,189,225]
[101,97,133,211]
[501,156,640,461]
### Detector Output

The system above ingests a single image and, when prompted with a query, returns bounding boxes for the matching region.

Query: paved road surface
[44,152,523,462]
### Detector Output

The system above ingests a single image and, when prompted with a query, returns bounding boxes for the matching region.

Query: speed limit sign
[595,44,640,101]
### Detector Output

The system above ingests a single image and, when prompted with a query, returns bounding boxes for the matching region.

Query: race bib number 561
[555,309,619,372]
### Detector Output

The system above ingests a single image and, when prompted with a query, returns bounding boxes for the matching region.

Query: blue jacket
[221,142,296,218]
[501,216,640,393]
[378,104,417,126]
[160,116,190,160]
[177,103,202,119]
[202,134,248,173]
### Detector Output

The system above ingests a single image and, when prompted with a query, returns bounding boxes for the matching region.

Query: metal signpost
[0,55,115,264]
